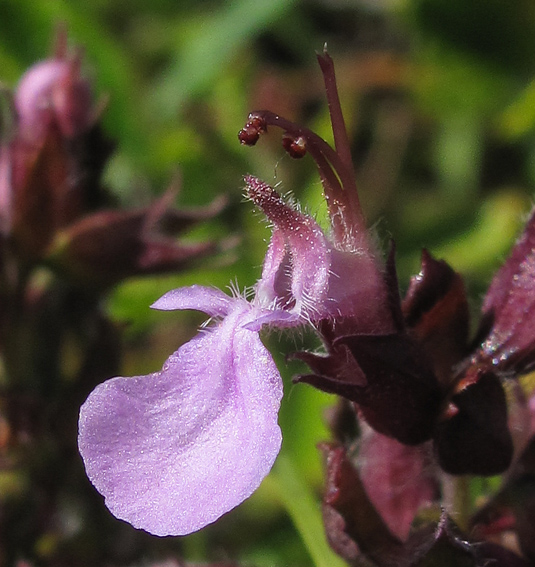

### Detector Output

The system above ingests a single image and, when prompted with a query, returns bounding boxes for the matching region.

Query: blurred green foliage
[1,0,535,565]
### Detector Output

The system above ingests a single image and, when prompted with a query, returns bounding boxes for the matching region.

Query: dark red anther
[238,124,260,146]
[282,133,307,159]
[238,114,267,146]
[248,114,267,133]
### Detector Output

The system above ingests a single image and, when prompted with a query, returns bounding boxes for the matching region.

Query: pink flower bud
[1,40,107,260]
[15,55,93,143]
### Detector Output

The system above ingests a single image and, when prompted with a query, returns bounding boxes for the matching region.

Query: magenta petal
[78,307,283,536]
[287,216,331,317]
[151,285,233,317]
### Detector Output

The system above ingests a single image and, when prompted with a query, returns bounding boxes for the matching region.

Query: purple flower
[0,32,223,286]
[239,54,444,448]
[78,169,375,535]
[78,49,400,536]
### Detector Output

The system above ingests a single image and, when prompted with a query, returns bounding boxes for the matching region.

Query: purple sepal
[402,249,470,384]
[434,369,513,475]
[296,333,441,445]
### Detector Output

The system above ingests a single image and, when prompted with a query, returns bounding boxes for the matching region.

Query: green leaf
[500,78,535,138]
[151,0,297,116]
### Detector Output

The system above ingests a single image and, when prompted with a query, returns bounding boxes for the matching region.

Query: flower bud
[45,195,226,290]
[1,40,111,261]
[15,55,93,143]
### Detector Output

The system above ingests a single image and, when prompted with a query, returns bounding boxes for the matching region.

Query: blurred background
[1,0,535,565]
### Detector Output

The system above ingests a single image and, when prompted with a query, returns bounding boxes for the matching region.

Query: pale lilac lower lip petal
[78,307,283,536]
[151,285,233,317]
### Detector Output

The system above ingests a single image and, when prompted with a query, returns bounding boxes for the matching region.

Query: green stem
[442,473,471,532]
[270,453,347,567]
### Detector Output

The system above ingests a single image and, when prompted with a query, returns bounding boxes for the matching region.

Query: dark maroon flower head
[240,52,535,564]
[239,48,535,481]
[333,199,535,565]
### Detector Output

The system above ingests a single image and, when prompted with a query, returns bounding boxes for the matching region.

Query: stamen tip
[282,133,307,159]
[238,114,267,146]
[238,126,260,146]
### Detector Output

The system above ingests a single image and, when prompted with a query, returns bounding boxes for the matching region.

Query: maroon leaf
[321,443,403,567]
[434,369,513,475]
[403,250,470,385]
